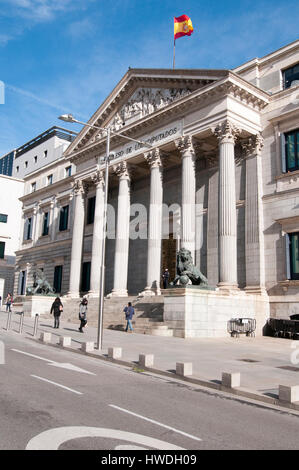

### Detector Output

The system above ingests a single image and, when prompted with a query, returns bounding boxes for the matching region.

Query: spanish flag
[174,15,194,40]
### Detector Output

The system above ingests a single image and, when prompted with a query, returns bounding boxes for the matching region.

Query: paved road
[0,330,299,450]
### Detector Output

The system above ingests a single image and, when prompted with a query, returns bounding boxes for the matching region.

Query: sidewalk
[1,308,299,402]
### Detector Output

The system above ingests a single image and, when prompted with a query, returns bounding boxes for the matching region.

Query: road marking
[26,426,185,450]
[11,348,95,375]
[30,375,83,395]
[109,404,202,442]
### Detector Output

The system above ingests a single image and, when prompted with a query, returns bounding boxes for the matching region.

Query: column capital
[113,161,131,180]
[175,135,195,157]
[91,169,105,188]
[241,133,264,158]
[213,119,241,144]
[72,179,88,195]
[144,148,162,169]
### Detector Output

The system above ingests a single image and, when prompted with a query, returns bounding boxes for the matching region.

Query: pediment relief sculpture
[88,87,192,144]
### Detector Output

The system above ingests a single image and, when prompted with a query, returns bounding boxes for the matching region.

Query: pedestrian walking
[123,302,134,332]
[50,297,63,329]
[5,293,13,312]
[78,297,88,333]
[162,268,170,289]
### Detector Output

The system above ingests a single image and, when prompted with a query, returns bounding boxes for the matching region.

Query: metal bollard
[33,314,39,337]
[18,312,24,334]
[6,310,12,331]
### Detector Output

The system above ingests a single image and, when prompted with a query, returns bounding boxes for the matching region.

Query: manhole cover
[238,359,260,363]
[277,366,299,372]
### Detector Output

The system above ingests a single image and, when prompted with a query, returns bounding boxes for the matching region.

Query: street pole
[96,127,110,350]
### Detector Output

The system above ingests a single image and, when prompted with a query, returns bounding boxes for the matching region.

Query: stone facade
[14,40,299,331]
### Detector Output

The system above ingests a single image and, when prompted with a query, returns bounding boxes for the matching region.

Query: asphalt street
[1,330,299,450]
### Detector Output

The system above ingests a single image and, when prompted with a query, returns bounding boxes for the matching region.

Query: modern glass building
[0,151,15,176]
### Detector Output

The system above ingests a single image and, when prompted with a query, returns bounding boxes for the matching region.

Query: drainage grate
[238,359,260,363]
[277,366,299,372]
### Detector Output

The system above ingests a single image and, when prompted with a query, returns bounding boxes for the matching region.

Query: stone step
[149,328,174,337]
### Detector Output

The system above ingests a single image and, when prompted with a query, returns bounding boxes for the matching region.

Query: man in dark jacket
[50,297,63,329]
[162,269,170,289]
[123,302,134,332]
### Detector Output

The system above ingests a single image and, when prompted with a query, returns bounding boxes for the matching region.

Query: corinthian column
[89,170,105,295]
[213,120,241,289]
[242,134,266,294]
[175,135,196,259]
[140,149,163,296]
[68,180,87,297]
[109,161,131,297]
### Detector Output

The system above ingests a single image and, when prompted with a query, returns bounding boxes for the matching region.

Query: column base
[138,287,161,298]
[106,289,128,298]
[217,282,239,293]
[245,286,268,296]
[65,291,81,298]
[87,290,100,298]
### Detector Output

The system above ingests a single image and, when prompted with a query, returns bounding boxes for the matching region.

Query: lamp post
[58,114,152,350]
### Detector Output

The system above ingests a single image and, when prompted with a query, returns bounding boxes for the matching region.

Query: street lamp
[58,113,152,350]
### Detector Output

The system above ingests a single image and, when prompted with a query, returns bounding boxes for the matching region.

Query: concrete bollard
[279,385,299,404]
[59,336,72,347]
[176,362,193,377]
[40,332,52,343]
[222,372,241,389]
[81,341,94,353]
[139,354,154,368]
[108,347,122,359]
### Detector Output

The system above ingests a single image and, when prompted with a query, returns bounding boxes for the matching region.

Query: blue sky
[0,0,298,155]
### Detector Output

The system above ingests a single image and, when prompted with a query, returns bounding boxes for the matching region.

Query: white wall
[12,136,70,180]
[0,175,24,259]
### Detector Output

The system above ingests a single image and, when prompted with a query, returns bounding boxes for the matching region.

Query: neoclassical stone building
[15,39,299,324]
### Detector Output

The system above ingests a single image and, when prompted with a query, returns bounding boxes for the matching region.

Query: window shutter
[285,233,291,280]
[280,133,286,173]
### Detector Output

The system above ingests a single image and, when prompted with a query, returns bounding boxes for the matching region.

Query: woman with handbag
[78,297,88,333]
[50,297,63,329]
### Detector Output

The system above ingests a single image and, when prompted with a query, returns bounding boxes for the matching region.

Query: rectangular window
[87,196,96,225]
[34,156,37,164]
[47,174,53,185]
[0,214,8,223]
[289,232,299,280]
[0,241,5,259]
[65,166,72,177]
[42,212,49,236]
[31,182,36,192]
[59,205,69,231]
[283,63,299,89]
[18,270,26,295]
[285,129,299,172]
[24,217,32,240]
[44,150,48,158]
[81,261,91,293]
[53,265,63,293]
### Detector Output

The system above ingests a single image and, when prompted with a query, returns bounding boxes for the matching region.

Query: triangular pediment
[65,68,227,156]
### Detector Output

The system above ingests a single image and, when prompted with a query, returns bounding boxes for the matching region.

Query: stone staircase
[42,294,173,336]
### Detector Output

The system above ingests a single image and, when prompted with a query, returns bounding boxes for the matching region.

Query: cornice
[20,176,74,203]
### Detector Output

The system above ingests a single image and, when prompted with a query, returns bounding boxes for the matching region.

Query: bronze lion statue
[172,248,209,287]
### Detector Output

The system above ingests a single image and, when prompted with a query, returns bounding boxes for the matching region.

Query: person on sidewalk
[79,297,88,333]
[124,302,134,332]
[50,297,63,329]
[162,268,170,289]
[5,293,13,313]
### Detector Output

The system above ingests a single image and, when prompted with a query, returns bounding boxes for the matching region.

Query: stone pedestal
[163,287,269,338]
[23,295,56,317]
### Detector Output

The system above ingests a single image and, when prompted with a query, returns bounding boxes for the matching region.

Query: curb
[28,335,299,416]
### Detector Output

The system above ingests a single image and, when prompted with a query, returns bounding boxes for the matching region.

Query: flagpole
[173,38,176,69]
